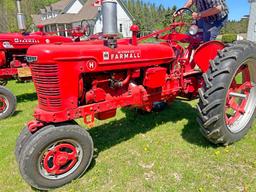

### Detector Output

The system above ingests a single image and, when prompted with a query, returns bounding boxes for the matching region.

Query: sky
[143,0,250,21]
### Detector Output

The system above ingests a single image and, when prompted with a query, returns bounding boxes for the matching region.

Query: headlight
[2,41,14,48]
[189,25,199,36]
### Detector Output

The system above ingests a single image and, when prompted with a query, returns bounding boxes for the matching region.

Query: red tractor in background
[0,0,81,120]
[15,1,256,190]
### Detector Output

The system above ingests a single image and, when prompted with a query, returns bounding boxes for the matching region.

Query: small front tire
[15,126,32,162]
[0,86,16,120]
[18,124,94,190]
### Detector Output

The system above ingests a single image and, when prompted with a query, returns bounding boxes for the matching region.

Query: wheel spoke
[66,150,77,161]
[229,92,247,99]
[41,142,79,176]
[225,64,253,127]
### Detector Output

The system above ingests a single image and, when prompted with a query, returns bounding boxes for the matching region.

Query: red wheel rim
[225,63,255,133]
[39,140,83,179]
[0,95,7,113]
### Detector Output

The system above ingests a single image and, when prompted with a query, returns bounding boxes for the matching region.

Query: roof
[31,14,42,25]
[51,0,85,11]
[40,9,46,14]
[73,0,99,22]
[32,0,133,25]
[51,0,72,11]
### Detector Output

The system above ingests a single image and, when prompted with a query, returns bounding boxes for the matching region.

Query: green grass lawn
[1,80,256,192]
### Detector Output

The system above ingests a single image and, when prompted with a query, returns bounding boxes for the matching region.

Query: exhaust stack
[102,0,118,36]
[16,0,26,31]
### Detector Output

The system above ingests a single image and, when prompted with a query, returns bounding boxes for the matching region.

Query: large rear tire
[0,86,16,120]
[198,40,256,145]
[18,124,94,190]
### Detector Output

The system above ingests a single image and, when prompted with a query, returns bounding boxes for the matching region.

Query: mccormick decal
[103,50,141,61]
[14,38,40,44]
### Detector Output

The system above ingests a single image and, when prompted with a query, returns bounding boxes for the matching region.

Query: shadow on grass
[16,92,37,103]
[29,100,215,192]
[11,110,22,117]
[88,100,216,157]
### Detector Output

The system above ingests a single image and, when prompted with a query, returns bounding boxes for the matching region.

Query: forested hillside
[0,0,249,35]
[124,0,177,33]
[125,0,249,35]
[0,0,58,32]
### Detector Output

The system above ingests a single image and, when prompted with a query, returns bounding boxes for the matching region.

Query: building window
[119,24,123,33]
[41,14,46,20]
[58,24,65,36]
[44,25,49,32]
[51,24,57,34]
[66,24,72,37]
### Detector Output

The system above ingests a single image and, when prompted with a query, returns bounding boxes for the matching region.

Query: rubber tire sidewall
[15,121,78,163]
[210,57,256,143]
[0,86,16,120]
[18,124,94,190]
[198,41,256,145]
[15,126,32,162]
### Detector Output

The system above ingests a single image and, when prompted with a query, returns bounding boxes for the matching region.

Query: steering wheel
[80,20,91,36]
[173,8,193,22]
[172,8,194,32]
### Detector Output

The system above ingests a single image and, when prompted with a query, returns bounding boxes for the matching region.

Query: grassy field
[1,80,256,192]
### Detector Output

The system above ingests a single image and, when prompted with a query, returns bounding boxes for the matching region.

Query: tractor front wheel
[0,86,16,120]
[0,79,7,86]
[18,124,94,190]
[15,126,32,162]
[198,40,256,145]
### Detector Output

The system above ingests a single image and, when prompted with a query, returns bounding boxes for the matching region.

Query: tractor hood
[0,32,72,50]
[27,39,175,72]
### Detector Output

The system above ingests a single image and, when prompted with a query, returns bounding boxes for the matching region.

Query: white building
[248,0,256,41]
[32,0,134,37]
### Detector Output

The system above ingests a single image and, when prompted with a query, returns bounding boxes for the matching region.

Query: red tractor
[0,0,75,119]
[15,2,256,190]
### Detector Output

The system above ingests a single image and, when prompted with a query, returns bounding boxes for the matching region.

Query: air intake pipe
[102,0,118,48]
[16,0,26,31]
[102,0,118,36]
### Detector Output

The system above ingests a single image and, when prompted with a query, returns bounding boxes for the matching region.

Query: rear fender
[193,41,225,73]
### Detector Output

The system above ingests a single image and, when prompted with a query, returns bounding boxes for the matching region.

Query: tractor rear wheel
[0,86,16,120]
[18,124,94,190]
[198,40,256,145]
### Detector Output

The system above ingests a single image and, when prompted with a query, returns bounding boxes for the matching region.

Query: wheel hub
[225,62,256,133]
[0,95,7,113]
[42,143,78,175]
[56,154,69,166]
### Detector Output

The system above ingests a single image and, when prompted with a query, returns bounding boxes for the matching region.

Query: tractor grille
[31,64,62,110]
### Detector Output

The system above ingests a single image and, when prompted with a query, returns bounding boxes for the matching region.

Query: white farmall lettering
[103,50,141,61]
[14,38,40,44]
[86,60,97,71]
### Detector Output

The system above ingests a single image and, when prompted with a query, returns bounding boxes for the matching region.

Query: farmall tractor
[15,1,256,190]
[0,0,79,119]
